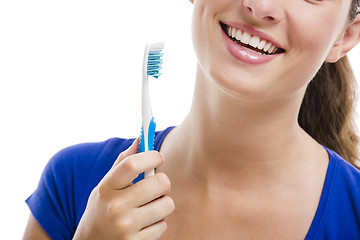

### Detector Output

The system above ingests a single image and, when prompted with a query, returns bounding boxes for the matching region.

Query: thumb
[111,137,140,169]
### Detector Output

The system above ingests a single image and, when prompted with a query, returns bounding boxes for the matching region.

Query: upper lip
[221,21,285,51]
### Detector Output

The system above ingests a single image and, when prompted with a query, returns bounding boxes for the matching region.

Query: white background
[0,1,359,238]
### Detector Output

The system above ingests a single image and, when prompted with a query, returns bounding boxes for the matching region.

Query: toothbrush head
[146,42,164,78]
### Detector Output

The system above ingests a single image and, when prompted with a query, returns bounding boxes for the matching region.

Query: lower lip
[222,30,281,65]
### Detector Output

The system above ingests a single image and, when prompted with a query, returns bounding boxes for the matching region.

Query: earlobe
[325,15,360,63]
[189,0,194,3]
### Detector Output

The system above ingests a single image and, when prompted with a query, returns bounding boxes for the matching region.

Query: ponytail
[298,56,359,168]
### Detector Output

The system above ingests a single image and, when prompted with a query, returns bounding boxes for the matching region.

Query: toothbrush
[133,42,164,184]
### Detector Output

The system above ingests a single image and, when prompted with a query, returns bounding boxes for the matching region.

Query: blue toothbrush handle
[132,117,156,183]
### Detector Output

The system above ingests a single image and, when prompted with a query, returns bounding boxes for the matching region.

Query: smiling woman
[19,0,360,239]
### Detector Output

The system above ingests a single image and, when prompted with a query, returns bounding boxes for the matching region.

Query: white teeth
[231,28,237,38]
[235,29,242,41]
[241,32,251,44]
[263,42,272,52]
[225,25,281,54]
[267,45,275,54]
[249,36,260,48]
[258,40,266,50]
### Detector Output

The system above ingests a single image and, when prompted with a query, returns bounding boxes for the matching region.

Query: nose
[242,0,284,23]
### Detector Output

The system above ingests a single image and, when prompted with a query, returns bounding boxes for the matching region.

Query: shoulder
[47,125,175,176]
[26,127,175,239]
[42,125,175,189]
[312,147,360,239]
[326,148,360,188]
[328,149,360,213]
[43,137,135,206]
[47,137,134,176]
[26,137,134,239]
[327,149,360,212]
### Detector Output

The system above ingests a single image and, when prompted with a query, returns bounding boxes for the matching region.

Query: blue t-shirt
[26,127,360,239]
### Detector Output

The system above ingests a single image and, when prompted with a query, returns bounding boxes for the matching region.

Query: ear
[189,0,194,3]
[325,15,360,63]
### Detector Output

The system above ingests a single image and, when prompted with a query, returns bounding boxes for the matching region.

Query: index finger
[108,151,165,190]
[111,137,140,169]
[101,140,165,190]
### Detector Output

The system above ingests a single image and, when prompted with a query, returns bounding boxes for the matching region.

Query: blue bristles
[147,49,164,78]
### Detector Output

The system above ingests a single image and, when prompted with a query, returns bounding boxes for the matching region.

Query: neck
[161,65,324,189]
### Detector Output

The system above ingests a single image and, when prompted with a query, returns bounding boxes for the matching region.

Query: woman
[24,0,360,239]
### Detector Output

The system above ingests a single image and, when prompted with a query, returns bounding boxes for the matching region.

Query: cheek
[191,1,207,61]
[303,29,336,61]
[191,1,216,75]
[285,12,345,85]
[289,7,346,61]
[191,0,235,60]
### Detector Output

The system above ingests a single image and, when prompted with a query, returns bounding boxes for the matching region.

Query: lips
[220,22,285,64]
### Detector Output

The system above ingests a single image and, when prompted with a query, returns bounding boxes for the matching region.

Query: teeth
[267,45,275,54]
[231,28,237,38]
[235,29,242,41]
[225,25,281,55]
[272,47,278,54]
[258,40,266,50]
[227,27,232,37]
[249,36,260,48]
[241,32,251,44]
[263,42,272,52]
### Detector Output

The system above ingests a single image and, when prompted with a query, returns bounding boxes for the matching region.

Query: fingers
[75,137,174,239]
[122,172,171,207]
[118,196,174,238]
[137,195,175,228]
[137,220,168,240]
[108,151,164,190]
[111,137,140,169]
[100,137,165,192]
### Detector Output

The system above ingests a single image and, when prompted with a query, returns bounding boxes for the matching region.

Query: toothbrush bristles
[147,49,164,78]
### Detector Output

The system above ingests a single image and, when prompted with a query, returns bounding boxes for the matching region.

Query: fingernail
[125,137,140,153]
[134,136,140,145]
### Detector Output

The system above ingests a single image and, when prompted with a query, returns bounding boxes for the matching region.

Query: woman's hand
[73,138,175,240]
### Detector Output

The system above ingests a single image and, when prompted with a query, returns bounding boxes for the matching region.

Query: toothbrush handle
[132,117,156,184]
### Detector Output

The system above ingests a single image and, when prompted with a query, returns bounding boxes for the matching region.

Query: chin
[208,64,272,100]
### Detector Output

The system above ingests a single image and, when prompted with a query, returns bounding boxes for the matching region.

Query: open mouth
[220,22,285,55]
